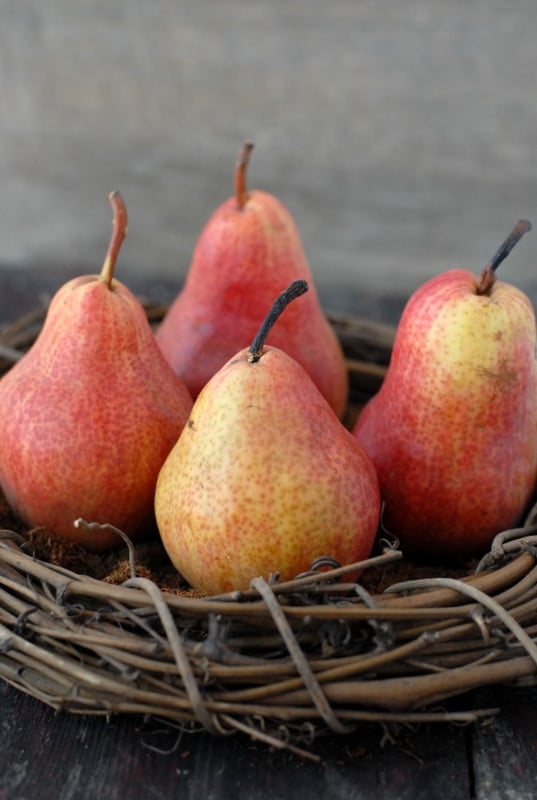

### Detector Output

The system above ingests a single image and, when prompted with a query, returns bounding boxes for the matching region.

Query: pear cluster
[0,148,380,591]
[0,145,534,594]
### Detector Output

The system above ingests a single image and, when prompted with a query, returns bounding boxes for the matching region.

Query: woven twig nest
[1,300,537,760]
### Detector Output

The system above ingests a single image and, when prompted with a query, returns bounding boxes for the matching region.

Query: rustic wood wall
[1,1,536,308]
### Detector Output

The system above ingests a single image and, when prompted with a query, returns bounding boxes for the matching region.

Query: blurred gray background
[1,0,536,321]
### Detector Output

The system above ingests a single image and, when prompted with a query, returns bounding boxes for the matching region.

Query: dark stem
[100,191,128,288]
[476,219,532,295]
[248,280,309,362]
[235,141,255,210]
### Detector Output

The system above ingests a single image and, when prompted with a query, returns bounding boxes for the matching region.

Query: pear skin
[353,222,537,559]
[156,143,348,417]
[0,193,193,551]
[155,282,380,595]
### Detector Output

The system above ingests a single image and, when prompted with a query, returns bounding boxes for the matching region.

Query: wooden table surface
[3,680,537,799]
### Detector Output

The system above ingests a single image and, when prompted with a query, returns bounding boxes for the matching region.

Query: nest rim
[1,299,537,760]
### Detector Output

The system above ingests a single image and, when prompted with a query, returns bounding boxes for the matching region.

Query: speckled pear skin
[155,345,380,595]
[0,275,193,551]
[155,187,348,418]
[353,268,537,559]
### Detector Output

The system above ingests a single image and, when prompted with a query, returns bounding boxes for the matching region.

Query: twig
[385,576,537,667]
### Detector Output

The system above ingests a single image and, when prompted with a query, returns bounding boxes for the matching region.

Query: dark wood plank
[470,686,537,800]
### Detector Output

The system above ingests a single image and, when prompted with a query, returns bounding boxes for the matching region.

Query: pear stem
[476,219,532,295]
[100,191,128,288]
[235,141,255,210]
[248,280,309,363]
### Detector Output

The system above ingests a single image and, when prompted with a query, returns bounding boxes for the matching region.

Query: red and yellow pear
[155,280,380,595]
[0,192,193,551]
[353,220,537,559]
[156,142,348,417]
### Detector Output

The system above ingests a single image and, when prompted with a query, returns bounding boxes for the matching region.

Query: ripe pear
[0,192,193,551]
[156,142,348,417]
[353,220,537,559]
[155,280,380,595]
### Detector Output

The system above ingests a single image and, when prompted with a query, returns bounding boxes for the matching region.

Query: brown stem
[235,142,255,210]
[100,191,128,288]
[476,219,532,295]
[248,280,308,362]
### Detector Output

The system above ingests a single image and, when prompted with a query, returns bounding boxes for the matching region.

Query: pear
[156,142,348,417]
[0,192,193,551]
[155,280,380,595]
[353,220,537,559]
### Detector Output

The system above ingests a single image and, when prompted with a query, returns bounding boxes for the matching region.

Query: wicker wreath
[1,301,537,761]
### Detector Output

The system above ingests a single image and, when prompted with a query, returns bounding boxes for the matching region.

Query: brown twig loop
[475,525,537,573]
[250,576,351,735]
[385,576,537,667]
[123,576,217,734]
[219,713,321,762]
[74,519,137,579]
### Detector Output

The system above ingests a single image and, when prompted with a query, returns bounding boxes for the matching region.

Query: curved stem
[476,219,532,295]
[235,142,255,210]
[248,280,308,362]
[100,191,128,288]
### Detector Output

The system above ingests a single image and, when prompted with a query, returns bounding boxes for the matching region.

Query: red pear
[155,281,380,595]
[353,221,537,559]
[0,192,193,551]
[156,142,348,417]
